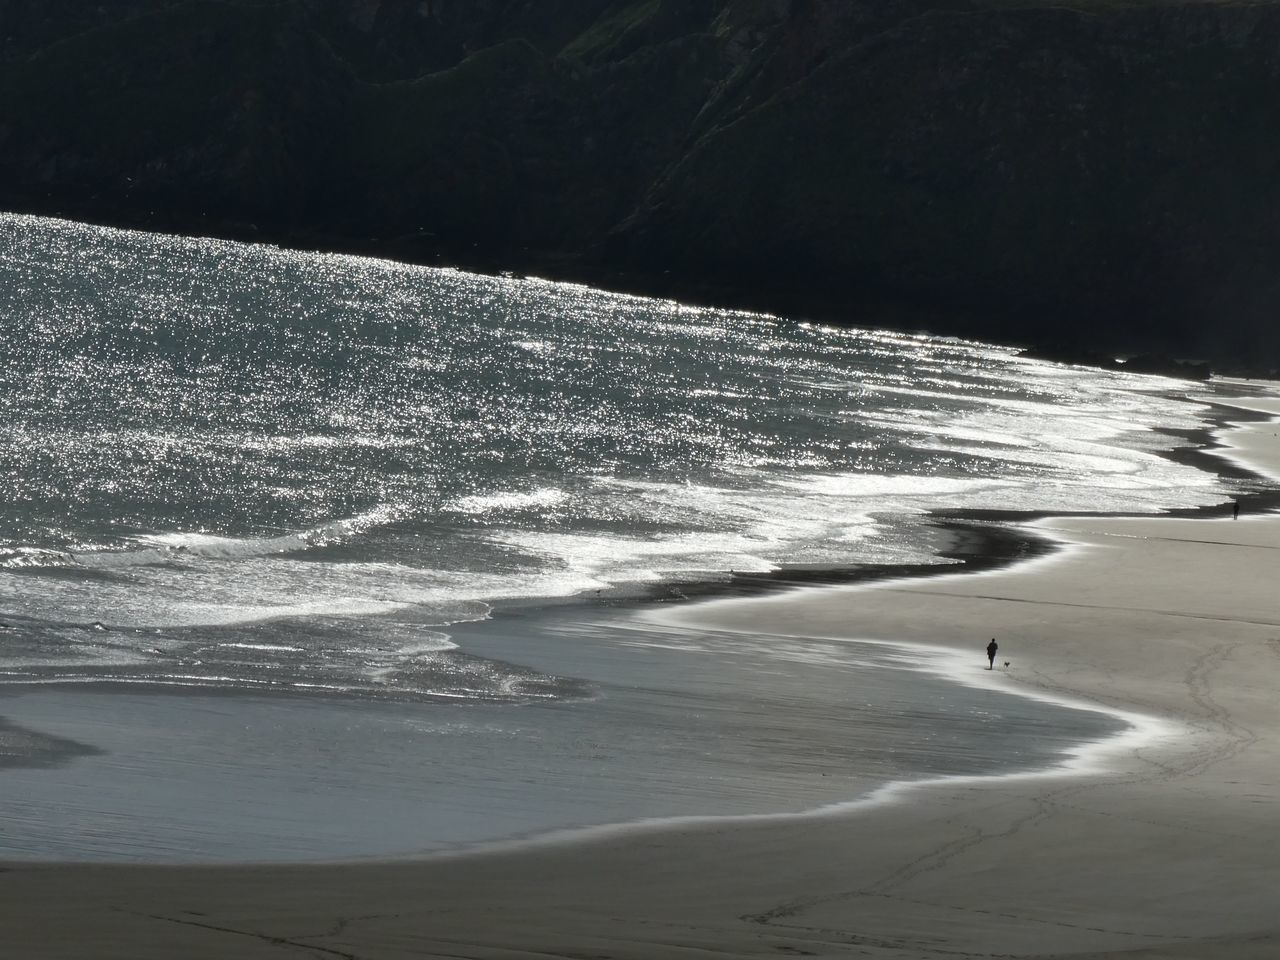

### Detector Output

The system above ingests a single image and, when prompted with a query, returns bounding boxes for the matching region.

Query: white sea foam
[449,487,568,515]
[0,212,1257,865]
[0,210,1240,681]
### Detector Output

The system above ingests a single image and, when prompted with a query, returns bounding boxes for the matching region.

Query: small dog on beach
[1003,661,1010,668]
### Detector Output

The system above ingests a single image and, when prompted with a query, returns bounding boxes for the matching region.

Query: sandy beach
[5,387,1280,959]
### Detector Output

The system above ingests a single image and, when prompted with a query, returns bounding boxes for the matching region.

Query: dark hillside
[3,0,1279,367]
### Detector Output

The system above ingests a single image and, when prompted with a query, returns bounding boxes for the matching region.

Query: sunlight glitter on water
[0,211,1230,690]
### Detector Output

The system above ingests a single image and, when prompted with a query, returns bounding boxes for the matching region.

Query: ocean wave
[0,548,78,571]
[448,487,568,516]
[1,505,409,573]
[0,212,1239,695]
[0,615,583,705]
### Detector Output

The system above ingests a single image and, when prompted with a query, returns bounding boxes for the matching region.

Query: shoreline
[495,384,1263,615]
[0,382,1258,817]
[420,618,1173,869]
[3,385,1279,957]
[0,582,1126,866]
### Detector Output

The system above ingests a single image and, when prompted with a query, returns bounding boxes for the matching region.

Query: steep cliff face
[611,1,1280,358]
[2,0,1279,364]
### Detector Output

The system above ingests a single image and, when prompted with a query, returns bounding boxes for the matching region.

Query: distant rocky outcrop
[3,0,1279,368]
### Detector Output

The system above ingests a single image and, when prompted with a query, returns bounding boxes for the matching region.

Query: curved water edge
[0,606,1132,863]
[0,486,1265,863]
[0,511,1201,864]
[412,626,1179,867]
[0,211,1275,862]
[400,391,1280,864]
[0,210,1241,642]
[431,713,1175,868]
[504,392,1280,865]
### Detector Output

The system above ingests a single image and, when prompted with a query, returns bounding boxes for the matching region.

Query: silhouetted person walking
[1233,500,1240,520]
[986,638,998,670]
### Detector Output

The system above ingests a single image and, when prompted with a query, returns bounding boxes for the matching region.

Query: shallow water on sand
[0,212,1232,861]
[0,608,1120,863]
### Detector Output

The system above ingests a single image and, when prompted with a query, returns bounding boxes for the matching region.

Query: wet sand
[5,389,1280,958]
[0,616,1119,864]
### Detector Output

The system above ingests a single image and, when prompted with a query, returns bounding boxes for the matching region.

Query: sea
[0,212,1247,862]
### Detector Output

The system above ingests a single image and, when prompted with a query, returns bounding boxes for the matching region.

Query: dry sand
[5,391,1280,959]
